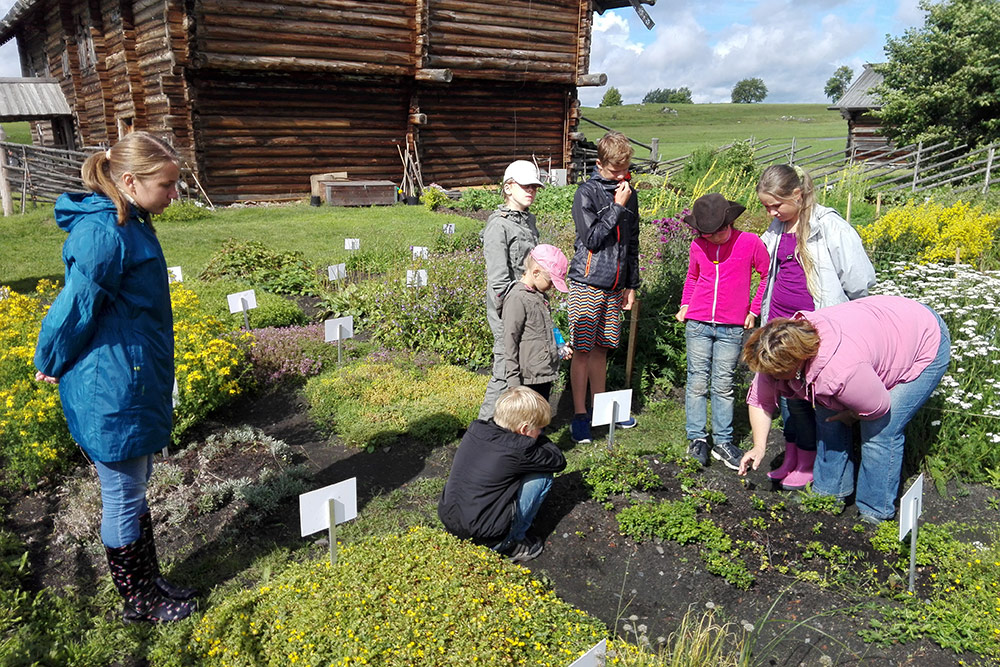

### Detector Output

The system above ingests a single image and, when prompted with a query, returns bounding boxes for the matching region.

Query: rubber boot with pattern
[106,539,196,623]
[138,512,197,601]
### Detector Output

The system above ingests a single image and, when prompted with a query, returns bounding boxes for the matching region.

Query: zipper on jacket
[612,226,621,289]
[585,251,592,276]
[710,243,721,320]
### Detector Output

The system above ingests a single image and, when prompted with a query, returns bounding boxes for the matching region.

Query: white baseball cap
[503,160,544,186]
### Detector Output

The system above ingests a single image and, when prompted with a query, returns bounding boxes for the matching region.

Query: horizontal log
[430,1,579,28]
[198,12,413,41]
[197,0,413,31]
[428,42,575,64]
[192,53,409,75]
[415,68,452,83]
[198,39,414,66]
[577,73,607,86]
[197,25,414,55]
[428,16,576,46]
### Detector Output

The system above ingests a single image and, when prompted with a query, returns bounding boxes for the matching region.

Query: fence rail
[576,117,999,196]
[0,140,208,215]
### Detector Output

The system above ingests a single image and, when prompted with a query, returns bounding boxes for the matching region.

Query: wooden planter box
[323,180,397,207]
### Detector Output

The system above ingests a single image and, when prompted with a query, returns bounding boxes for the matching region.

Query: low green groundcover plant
[864,521,1000,658]
[584,448,662,504]
[617,498,754,590]
[186,278,308,330]
[168,527,606,666]
[304,350,486,449]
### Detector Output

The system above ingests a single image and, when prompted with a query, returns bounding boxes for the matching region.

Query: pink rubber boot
[781,448,816,490]
[767,442,799,481]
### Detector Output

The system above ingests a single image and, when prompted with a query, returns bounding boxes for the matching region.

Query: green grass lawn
[581,103,847,161]
[0,202,480,292]
[0,122,32,144]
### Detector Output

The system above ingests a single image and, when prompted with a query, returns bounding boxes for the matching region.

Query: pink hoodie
[747,295,943,419]
[680,229,770,325]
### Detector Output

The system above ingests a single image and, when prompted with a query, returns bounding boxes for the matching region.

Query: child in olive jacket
[497,244,571,400]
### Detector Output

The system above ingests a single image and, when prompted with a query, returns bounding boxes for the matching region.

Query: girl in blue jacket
[34,131,196,623]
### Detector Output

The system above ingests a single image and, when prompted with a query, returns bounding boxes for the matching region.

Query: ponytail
[80,131,180,225]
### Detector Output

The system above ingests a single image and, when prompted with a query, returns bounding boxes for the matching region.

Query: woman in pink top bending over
[755,164,875,490]
[675,194,769,470]
[738,295,950,524]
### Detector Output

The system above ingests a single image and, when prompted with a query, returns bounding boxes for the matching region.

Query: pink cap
[530,244,569,292]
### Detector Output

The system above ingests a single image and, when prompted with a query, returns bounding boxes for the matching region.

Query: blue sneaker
[570,415,592,443]
[616,416,637,429]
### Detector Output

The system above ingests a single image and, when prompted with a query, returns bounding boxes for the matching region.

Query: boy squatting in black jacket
[438,386,566,563]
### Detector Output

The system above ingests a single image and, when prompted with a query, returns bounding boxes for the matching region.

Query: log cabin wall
[8,0,597,198]
[189,72,410,202]
[416,82,570,186]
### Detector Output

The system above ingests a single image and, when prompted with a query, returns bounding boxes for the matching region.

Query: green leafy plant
[422,187,451,211]
[154,199,213,224]
[797,488,845,514]
[200,238,322,296]
[454,188,502,212]
[583,448,662,502]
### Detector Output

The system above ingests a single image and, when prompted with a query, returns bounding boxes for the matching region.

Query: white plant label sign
[344,238,361,250]
[328,263,347,281]
[569,639,607,667]
[226,289,257,314]
[411,246,429,260]
[299,478,358,537]
[407,269,428,287]
[442,223,455,234]
[899,473,924,541]
[166,266,183,283]
[324,316,354,342]
[591,389,632,426]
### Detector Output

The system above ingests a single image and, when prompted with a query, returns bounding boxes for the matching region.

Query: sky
[0,0,925,105]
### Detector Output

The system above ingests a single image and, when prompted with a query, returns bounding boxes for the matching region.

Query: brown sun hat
[684,193,746,234]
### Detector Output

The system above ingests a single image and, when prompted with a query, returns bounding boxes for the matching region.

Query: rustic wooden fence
[0,140,208,216]
[578,115,999,196]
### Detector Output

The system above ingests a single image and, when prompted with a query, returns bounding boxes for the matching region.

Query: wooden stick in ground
[625,299,641,388]
[0,129,12,216]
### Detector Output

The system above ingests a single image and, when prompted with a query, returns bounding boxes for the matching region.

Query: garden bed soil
[4,384,986,666]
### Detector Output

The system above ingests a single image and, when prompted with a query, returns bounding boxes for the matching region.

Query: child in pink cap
[495,244,572,401]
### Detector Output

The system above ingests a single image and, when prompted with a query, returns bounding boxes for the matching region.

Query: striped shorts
[568,282,624,352]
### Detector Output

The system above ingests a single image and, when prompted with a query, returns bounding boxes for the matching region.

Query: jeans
[495,472,553,550]
[781,397,817,452]
[93,454,154,548]
[478,333,506,420]
[813,309,951,520]
[684,321,744,443]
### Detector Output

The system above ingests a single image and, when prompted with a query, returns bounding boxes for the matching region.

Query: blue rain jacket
[34,192,174,462]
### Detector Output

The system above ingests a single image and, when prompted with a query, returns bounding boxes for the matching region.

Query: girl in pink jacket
[739,295,950,523]
[676,194,770,469]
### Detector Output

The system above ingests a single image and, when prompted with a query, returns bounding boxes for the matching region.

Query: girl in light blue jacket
[754,164,876,489]
[34,132,196,623]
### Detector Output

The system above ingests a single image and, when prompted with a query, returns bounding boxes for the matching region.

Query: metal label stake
[608,401,619,448]
[328,498,339,566]
[240,297,250,330]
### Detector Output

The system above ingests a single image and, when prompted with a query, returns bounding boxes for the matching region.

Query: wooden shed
[0,0,650,202]
[828,64,894,160]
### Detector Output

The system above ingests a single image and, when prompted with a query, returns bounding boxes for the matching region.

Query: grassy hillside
[0,122,32,144]
[580,103,847,161]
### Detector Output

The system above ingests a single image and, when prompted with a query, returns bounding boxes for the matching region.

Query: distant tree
[731,78,767,103]
[874,0,1000,147]
[642,87,693,104]
[600,87,623,107]
[824,66,854,102]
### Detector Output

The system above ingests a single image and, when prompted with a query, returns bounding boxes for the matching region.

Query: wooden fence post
[876,192,882,219]
[984,146,995,195]
[789,137,796,164]
[845,192,852,224]
[0,128,11,217]
[624,300,640,389]
[912,141,923,192]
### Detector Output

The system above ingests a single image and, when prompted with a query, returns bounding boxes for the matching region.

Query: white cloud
[578,0,923,106]
[0,0,20,77]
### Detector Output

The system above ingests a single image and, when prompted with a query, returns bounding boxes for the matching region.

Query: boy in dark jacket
[498,244,572,401]
[438,386,566,563]
[567,131,641,443]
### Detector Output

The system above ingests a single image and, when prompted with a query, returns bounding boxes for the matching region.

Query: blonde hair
[757,164,819,297]
[742,318,821,376]
[493,386,552,433]
[81,131,180,225]
[597,131,633,166]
